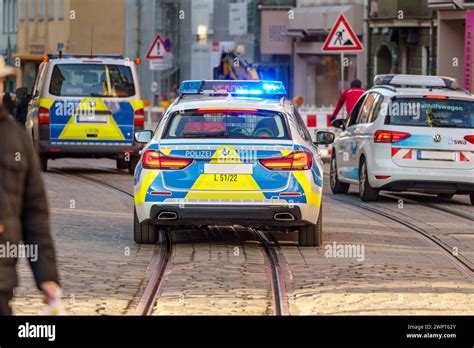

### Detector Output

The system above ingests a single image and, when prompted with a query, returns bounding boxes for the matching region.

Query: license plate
[77,114,108,123]
[213,174,238,182]
[204,163,253,174]
[418,150,456,161]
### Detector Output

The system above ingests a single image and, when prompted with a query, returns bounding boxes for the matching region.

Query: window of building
[28,0,35,20]
[48,0,54,20]
[18,0,25,21]
[57,0,63,19]
[3,0,17,33]
[39,0,45,21]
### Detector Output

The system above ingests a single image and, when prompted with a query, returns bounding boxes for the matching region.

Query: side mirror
[331,118,346,130]
[135,130,153,144]
[314,131,335,145]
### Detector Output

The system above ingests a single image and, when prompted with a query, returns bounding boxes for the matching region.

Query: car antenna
[90,24,94,58]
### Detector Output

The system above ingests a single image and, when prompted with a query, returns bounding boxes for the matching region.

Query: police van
[26,54,144,173]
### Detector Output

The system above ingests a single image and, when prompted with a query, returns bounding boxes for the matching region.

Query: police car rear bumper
[146,204,311,227]
[38,140,143,158]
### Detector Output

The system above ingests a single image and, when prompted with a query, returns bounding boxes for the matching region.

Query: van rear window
[49,64,135,97]
[386,98,474,129]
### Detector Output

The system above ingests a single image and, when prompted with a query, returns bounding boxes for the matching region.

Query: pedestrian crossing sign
[322,14,363,52]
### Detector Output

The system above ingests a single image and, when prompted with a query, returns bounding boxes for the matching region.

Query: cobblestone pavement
[278,171,474,315]
[11,159,474,315]
[12,159,156,315]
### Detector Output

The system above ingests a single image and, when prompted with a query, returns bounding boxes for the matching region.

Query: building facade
[1,0,17,92]
[367,0,436,87]
[428,0,474,91]
[14,0,125,90]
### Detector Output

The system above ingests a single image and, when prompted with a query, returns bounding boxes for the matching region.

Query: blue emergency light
[179,80,287,98]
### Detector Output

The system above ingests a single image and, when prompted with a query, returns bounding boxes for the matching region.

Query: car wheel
[40,155,48,172]
[116,158,128,170]
[359,158,379,202]
[330,155,350,194]
[470,194,474,206]
[134,209,158,244]
[298,205,323,247]
[437,193,454,199]
[128,155,140,175]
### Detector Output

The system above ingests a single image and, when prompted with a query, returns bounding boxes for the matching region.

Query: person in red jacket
[330,79,365,121]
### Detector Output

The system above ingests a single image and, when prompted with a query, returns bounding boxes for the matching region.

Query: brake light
[259,151,312,171]
[374,130,411,143]
[38,107,50,124]
[464,135,474,144]
[142,150,193,170]
[375,175,391,180]
[134,108,145,127]
[424,95,448,99]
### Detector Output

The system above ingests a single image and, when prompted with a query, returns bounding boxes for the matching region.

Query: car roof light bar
[178,80,287,98]
[374,74,459,90]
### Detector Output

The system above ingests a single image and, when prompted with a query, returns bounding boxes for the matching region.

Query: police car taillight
[134,108,145,127]
[39,107,50,124]
[464,135,474,144]
[259,151,312,171]
[374,130,411,143]
[142,150,193,170]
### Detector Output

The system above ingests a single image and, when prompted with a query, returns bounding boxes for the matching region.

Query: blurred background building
[2,0,474,104]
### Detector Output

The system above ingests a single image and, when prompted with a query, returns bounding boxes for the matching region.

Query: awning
[287,5,363,37]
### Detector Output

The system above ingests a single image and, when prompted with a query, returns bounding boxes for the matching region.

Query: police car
[329,74,474,205]
[133,80,333,246]
[26,54,144,173]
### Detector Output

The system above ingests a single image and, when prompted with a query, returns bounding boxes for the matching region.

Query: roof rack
[374,74,459,90]
[47,54,124,60]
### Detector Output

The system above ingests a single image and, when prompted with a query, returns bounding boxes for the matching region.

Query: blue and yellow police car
[26,54,144,173]
[133,80,333,246]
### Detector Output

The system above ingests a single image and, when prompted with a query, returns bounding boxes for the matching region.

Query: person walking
[329,79,365,121]
[0,57,60,315]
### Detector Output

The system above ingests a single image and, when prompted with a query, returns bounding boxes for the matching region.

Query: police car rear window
[386,98,474,129]
[164,110,290,140]
[49,64,135,97]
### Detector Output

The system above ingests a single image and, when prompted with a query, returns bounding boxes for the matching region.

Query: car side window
[368,94,384,123]
[31,63,46,98]
[293,109,312,142]
[356,93,376,125]
[346,95,366,128]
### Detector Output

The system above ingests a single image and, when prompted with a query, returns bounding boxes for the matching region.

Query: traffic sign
[322,14,363,52]
[146,34,166,59]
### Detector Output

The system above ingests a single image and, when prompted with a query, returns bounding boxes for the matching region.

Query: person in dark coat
[0,57,60,315]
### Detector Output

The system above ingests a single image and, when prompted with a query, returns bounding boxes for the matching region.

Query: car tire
[437,193,454,199]
[298,206,323,247]
[134,209,158,244]
[330,155,350,194]
[470,194,474,206]
[116,158,128,170]
[359,158,379,202]
[40,155,48,172]
[128,155,140,175]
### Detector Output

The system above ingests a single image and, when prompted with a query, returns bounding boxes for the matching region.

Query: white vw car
[328,74,474,204]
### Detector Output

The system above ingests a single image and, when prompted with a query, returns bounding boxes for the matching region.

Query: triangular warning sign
[322,14,363,52]
[146,34,166,59]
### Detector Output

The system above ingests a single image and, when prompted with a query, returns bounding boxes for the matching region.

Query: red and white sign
[146,34,166,59]
[322,14,363,52]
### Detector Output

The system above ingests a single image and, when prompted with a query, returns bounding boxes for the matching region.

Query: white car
[133,80,333,246]
[328,74,474,205]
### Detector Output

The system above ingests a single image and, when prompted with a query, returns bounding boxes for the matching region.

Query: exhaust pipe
[157,211,178,220]
[274,212,295,221]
